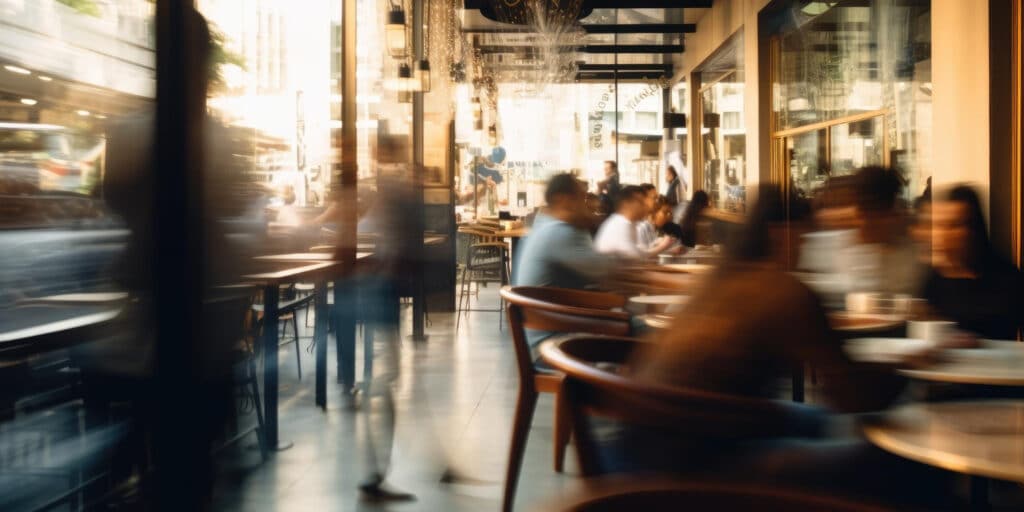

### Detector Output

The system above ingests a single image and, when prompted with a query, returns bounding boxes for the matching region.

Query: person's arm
[550,225,616,283]
[644,236,677,256]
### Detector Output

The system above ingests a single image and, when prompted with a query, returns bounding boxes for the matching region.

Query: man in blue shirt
[514,173,614,289]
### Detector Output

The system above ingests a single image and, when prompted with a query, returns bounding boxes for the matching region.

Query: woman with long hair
[923,185,1023,339]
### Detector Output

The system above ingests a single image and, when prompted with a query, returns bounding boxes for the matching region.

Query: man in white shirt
[594,185,647,258]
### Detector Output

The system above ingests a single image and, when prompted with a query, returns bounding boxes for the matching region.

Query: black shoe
[359,478,416,502]
[439,468,493,485]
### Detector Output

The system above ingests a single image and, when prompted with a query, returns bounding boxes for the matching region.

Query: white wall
[931,0,991,208]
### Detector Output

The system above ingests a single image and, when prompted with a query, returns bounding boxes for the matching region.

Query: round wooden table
[864,400,1024,507]
[898,341,1024,386]
[627,294,689,315]
[639,313,674,330]
[829,312,906,333]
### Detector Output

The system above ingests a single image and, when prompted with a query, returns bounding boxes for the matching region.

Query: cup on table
[845,292,913,317]
[845,292,878,314]
[907,320,957,344]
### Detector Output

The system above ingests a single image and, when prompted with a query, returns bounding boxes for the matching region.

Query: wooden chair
[537,335,795,477]
[499,286,632,512]
[540,477,903,512]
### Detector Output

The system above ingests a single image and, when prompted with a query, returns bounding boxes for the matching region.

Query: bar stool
[456,226,510,331]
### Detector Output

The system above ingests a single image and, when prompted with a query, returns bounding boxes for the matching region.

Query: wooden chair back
[538,335,795,476]
[500,287,631,392]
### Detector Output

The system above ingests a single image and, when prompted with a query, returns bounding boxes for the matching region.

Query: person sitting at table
[923,185,1024,340]
[842,166,925,297]
[514,173,615,290]
[620,184,951,507]
[594,185,647,258]
[638,196,684,256]
[677,190,709,249]
[635,184,659,249]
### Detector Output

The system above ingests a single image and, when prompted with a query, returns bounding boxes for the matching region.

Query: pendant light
[415,0,431,92]
[386,3,407,59]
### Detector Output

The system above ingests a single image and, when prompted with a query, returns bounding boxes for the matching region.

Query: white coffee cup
[846,292,878,314]
[907,320,956,343]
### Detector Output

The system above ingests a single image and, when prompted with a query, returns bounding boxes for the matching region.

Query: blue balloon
[490,146,507,164]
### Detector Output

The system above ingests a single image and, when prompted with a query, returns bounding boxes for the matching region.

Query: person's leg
[357,278,413,501]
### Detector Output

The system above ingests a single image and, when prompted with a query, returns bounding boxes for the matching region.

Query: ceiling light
[20,98,37,106]
[4,65,31,75]
[76,110,91,117]
[415,60,431,93]
[38,75,53,82]
[385,8,407,59]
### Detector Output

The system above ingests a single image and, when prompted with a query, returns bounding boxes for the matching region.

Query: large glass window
[697,30,746,212]
[772,0,932,202]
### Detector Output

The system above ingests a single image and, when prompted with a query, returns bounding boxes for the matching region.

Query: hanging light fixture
[415,60,431,93]
[415,0,431,92]
[386,3,407,59]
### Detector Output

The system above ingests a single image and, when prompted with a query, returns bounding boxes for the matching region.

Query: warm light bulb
[20,98,37,106]
[385,10,407,59]
[4,65,31,75]
[415,60,431,93]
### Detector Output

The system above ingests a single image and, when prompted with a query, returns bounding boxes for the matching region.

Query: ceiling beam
[580,44,683,54]
[475,44,684,54]
[464,0,712,7]
[583,23,696,34]
[575,71,669,81]
[462,23,696,34]
[577,63,672,72]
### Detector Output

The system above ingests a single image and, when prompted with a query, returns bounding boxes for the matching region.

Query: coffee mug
[845,292,878,314]
[907,320,956,343]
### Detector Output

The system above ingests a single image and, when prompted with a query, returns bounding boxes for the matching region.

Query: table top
[658,263,714,275]
[898,341,1024,386]
[242,261,342,284]
[640,314,674,330]
[829,312,905,333]
[19,292,129,305]
[254,252,373,263]
[628,294,690,316]
[493,228,529,238]
[629,294,690,306]
[863,400,1024,482]
[0,304,123,357]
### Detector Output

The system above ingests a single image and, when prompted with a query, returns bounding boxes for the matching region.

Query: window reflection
[773,0,931,201]
[697,31,746,213]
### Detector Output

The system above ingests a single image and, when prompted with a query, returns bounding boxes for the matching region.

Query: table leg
[261,285,291,450]
[333,279,356,393]
[970,476,990,511]
[314,280,328,409]
[509,236,519,284]
[791,364,805,403]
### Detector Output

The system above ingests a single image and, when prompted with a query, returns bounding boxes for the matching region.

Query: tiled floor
[213,287,580,511]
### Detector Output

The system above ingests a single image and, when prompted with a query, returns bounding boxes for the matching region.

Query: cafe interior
[0,0,1022,510]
